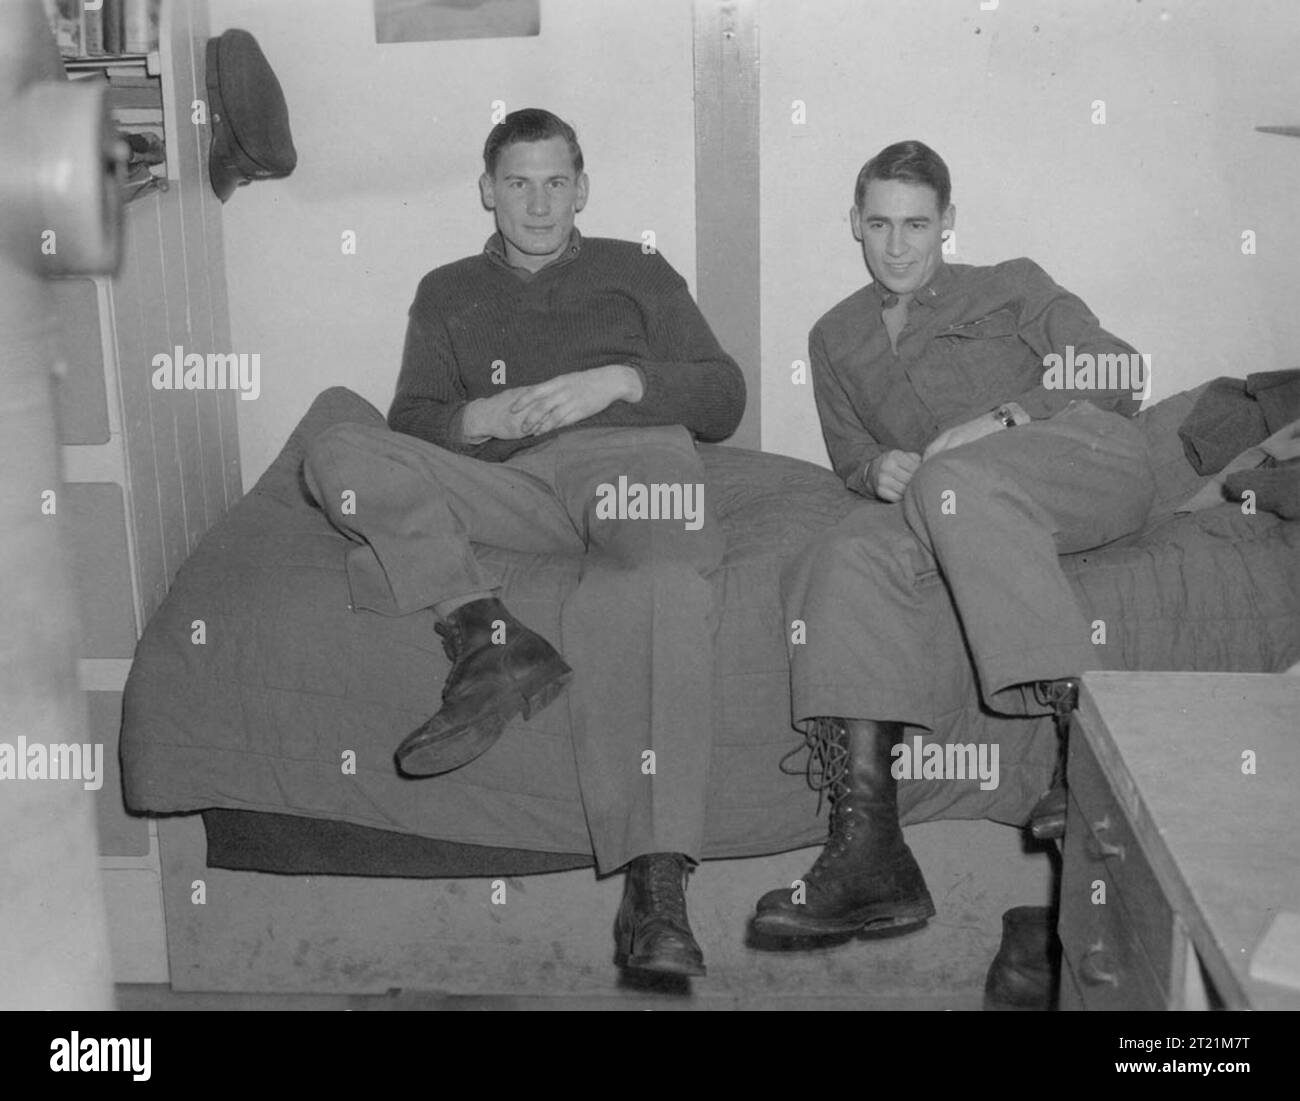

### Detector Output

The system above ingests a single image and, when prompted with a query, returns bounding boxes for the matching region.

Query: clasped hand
[462,365,643,442]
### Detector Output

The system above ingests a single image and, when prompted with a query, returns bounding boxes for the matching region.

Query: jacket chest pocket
[931,310,1025,403]
[936,309,1019,343]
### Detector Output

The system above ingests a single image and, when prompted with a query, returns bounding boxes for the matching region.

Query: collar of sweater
[483,228,584,281]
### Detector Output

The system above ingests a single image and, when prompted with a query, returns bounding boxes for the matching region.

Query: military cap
[205,29,297,202]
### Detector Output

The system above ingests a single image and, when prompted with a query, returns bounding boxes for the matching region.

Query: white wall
[209,0,698,488]
[212,0,1300,481]
[760,0,1300,467]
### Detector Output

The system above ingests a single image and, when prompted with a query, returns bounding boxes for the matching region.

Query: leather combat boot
[1028,678,1079,841]
[983,905,1061,1011]
[751,718,935,940]
[395,597,572,777]
[614,853,706,977]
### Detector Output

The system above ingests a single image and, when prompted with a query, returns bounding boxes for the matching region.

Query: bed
[118,382,1300,881]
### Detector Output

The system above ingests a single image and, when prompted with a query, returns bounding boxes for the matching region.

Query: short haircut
[853,140,951,212]
[482,108,584,178]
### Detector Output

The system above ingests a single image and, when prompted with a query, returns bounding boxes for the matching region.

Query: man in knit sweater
[304,109,745,977]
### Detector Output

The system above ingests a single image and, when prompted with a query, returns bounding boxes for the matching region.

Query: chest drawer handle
[1080,947,1120,987]
[1087,816,1126,862]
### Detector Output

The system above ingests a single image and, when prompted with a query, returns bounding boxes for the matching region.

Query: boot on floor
[614,853,706,977]
[395,597,571,777]
[752,718,935,941]
[983,905,1061,1011]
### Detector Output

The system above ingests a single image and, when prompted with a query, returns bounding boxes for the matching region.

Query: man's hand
[922,403,1026,462]
[460,389,533,443]
[866,449,922,502]
[509,365,643,436]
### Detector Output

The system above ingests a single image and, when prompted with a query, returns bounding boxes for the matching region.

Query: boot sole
[396,659,573,777]
[983,972,1057,1011]
[750,894,937,941]
[614,945,707,978]
[1028,785,1068,841]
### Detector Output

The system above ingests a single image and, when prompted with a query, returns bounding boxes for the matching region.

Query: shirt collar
[871,260,955,308]
[484,227,583,277]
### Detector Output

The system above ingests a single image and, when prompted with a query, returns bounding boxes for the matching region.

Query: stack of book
[63,35,168,197]
[46,0,160,58]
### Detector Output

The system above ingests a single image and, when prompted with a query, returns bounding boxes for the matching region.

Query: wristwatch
[992,404,1018,429]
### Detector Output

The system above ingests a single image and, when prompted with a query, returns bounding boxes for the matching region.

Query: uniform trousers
[304,423,723,874]
[785,401,1156,728]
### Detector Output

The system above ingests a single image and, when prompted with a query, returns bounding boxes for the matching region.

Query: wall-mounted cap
[204,29,296,203]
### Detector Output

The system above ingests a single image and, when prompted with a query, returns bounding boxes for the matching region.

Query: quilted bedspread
[120,386,1300,861]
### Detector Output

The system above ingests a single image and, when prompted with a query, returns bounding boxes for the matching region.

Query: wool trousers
[304,423,723,874]
[785,401,1156,728]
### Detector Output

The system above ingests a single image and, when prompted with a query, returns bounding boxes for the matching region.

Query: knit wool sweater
[388,232,747,462]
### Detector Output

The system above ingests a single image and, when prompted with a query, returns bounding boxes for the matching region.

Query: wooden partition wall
[54,0,237,984]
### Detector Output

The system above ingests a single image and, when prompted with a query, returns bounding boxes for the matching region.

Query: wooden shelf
[64,51,162,76]
[65,48,172,199]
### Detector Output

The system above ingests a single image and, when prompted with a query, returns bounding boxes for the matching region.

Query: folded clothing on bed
[1227,455,1300,521]
[1179,369,1300,474]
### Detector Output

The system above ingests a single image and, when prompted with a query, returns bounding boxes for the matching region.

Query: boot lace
[779,716,851,817]
[646,856,690,920]
[1034,678,1079,789]
[804,796,862,883]
[434,620,468,692]
[1033,677,1079,717]
[433,620,460,661]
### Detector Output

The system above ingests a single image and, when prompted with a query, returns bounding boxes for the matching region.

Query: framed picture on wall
[374,0,541,44]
